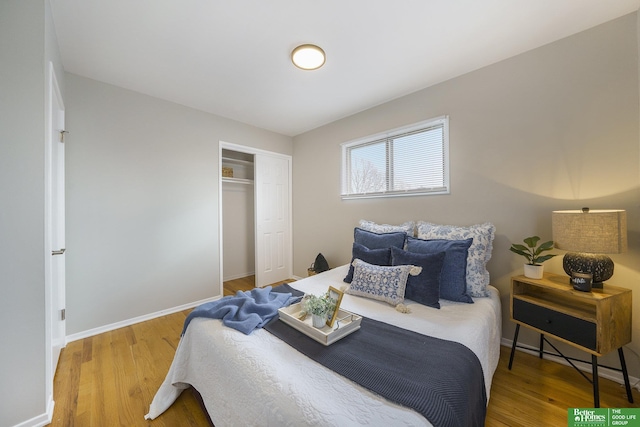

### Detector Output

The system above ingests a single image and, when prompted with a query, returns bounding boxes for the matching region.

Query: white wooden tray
[278,302,362,346]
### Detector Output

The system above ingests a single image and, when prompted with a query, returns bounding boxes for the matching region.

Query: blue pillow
[353,227,406,250]
[406,237,474,304]
[344,242,391,283]
[391,247,446,309]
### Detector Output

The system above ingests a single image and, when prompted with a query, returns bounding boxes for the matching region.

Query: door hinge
[59,130,68,143]
[61,309,66,321]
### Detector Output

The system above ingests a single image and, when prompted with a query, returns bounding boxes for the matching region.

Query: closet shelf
[222,157,254,166]
[222,177,254,185]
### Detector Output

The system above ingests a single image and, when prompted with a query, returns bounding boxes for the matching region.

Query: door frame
[44,61,66,411]
[218,141,292,295]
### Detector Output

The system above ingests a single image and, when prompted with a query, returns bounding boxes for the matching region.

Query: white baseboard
[10,397,53,427]
[501,338,640,392]
[66,274,298,343]
[66,295,222,343]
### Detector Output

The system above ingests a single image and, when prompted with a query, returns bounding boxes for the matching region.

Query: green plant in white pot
[303,293,336,328]
[510,236,557,279]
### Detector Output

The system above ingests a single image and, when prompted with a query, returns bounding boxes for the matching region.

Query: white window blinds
[341,116,449,199]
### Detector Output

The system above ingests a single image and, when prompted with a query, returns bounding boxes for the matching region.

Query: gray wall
[292,14,640,375]
[0,0,65,425]
[65,74,292,335]
[222,183,255,280]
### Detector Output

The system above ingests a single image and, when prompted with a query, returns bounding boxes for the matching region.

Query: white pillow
[416,222,495,297]
[346,258,421,306]
[359,219,415,236]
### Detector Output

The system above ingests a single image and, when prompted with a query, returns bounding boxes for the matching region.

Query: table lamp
[551,208,627,289]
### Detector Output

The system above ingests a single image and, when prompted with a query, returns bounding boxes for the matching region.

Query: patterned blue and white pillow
[416,222,495,298]
[359,219,415,237]
[346,258,421,306]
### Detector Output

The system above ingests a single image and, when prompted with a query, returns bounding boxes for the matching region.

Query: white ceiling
[50,0,640,137]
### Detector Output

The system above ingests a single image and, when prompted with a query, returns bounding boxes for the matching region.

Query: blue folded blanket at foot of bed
[182,284,302,335]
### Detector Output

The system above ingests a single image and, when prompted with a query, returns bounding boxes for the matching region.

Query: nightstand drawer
[513,299,596,350]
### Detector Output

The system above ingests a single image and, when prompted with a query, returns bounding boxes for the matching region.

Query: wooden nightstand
[508,272,633,407]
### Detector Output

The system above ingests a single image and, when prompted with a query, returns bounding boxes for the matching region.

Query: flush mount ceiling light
[291,44,326,70]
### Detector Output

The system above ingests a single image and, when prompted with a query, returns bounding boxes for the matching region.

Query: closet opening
[221,148,256,289]
[219,141,293,295]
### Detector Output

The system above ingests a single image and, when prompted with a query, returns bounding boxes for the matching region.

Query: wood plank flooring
[50,276,639,426]
[222,275,255,296]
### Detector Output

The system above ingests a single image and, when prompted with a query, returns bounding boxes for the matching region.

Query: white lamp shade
[552,209,627,254]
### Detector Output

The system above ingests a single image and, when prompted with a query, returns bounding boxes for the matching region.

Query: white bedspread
[146,265,502,426]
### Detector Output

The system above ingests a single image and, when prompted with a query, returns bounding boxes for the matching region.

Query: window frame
[340,116,450,200]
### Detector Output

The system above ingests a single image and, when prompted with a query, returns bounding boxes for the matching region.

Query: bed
[146,263,502,426]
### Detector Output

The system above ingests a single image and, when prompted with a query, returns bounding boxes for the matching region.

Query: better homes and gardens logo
[569,408,640,427]
[571,409,607,426]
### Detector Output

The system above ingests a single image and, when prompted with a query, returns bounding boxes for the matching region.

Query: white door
[49,65,66,372]
[255,153,291,287]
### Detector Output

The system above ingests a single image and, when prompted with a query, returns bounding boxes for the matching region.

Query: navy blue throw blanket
[264,314,487,427]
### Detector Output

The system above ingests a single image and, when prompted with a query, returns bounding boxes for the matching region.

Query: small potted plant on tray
[510,236,557,279]
[303,293,336,328]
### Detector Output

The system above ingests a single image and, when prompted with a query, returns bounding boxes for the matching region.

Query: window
[341,116,449,199]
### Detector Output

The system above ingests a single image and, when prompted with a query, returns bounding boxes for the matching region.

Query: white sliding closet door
[255,153,291,287]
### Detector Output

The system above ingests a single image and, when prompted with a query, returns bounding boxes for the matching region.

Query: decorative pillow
[391,247,446,309]
[343,242,392,283]
[353,227,406,250]
[346,258,421,306]
[406,237,474,304]
[359,220,415,236]
[416,222,495,298]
